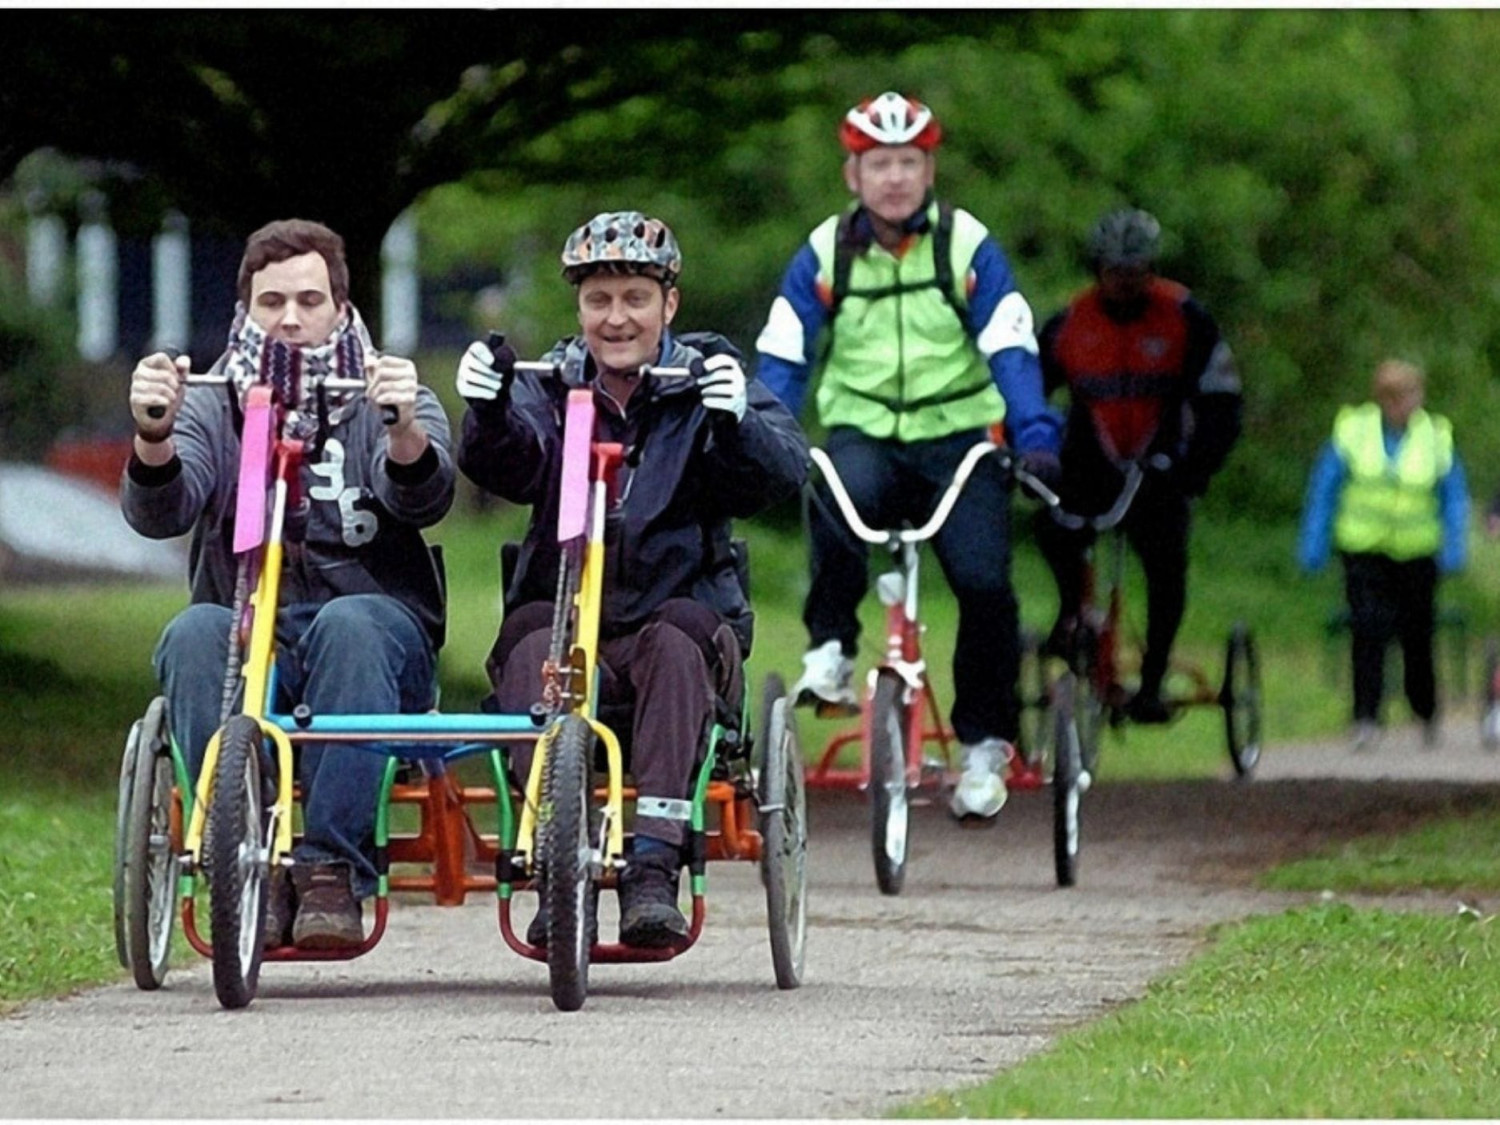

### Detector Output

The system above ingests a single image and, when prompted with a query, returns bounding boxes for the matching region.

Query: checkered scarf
[223,303,376,441]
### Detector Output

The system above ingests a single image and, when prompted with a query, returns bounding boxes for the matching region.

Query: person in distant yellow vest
[1297,360,1469,749]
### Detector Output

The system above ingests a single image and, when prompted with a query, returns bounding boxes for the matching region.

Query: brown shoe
[263,865,296,951]
[290,863,364,950]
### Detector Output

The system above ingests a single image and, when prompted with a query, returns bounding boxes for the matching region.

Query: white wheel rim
[234,766,263,973]
[146,762,177,967]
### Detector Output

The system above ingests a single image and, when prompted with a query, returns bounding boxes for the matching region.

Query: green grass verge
[0,787,119,1013]
[901,904,1500,1118]
[1264,810,1500,894]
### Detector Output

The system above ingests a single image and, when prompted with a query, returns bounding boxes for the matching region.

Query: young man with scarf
[454,211,808,949]
[122,218,455,950]
[754,92,1061,825]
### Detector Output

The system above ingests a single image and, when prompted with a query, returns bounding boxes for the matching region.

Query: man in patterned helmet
[455,211,808,949]
[755,93,1062,824]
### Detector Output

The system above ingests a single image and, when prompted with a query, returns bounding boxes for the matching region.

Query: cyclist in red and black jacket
[1034,208,1243,723]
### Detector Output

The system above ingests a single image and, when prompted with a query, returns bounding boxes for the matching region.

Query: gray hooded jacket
[120,366,456,648]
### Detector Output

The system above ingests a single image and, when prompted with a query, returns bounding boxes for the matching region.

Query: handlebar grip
[380,405,398,426]
[146,347,185,419]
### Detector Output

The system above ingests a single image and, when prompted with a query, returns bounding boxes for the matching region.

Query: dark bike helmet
[1087,208,1161,271]
[561,210,682,287]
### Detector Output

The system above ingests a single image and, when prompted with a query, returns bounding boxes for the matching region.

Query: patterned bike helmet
[560,210,682,286]
[840,92,943,154]
[1087,208,1162,271]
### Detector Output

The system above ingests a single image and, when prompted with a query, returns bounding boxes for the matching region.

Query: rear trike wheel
[758,674,807,990]
[1221,623,1263,777]
[122,697,179,990]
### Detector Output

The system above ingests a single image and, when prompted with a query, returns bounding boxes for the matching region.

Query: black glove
[455,332,519,410]
[1016,450,1063,499]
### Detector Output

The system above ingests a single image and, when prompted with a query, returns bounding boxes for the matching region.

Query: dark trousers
[487,598,742,848]
[1034,474,1190,697]
[804,427,1019,744]
[1341,552,1438,724]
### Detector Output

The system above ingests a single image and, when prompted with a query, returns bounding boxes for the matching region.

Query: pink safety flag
[233,386,275,554]
[557,389,594,542]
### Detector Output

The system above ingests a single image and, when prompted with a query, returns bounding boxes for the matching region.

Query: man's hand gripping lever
[135,348,190,435]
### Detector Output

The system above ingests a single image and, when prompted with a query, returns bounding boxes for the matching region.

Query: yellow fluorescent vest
[1332,402,1452,560]
[811,203,1002,442]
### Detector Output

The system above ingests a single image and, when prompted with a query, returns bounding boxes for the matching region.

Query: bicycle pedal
[812,699,861,720]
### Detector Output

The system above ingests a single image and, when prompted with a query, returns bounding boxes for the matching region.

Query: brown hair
[236,219,349,305]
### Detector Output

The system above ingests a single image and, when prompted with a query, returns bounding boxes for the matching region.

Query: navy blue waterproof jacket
[457,331,809,652]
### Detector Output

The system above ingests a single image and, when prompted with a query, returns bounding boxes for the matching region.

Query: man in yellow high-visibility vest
[1298,359,1469,750]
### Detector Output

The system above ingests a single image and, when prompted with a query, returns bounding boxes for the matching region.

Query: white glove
[695,353,747,424]
[455,339,512,403]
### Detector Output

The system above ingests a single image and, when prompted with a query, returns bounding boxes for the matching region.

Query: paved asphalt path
[4,715,1498,1118]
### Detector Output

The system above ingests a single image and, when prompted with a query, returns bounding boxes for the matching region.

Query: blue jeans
[154,595,437,898]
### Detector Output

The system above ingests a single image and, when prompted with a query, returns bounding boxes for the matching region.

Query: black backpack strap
[822,201,966,364]
[831,202,962,316]
[830,207,860,319]
[932,199,960,317]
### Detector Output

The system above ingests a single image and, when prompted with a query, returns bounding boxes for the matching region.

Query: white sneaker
[948,738,1010,822]
[792,640,857,710]
[1351,719,1379,753]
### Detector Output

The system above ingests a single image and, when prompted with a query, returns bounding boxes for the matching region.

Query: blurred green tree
[421,10,1500,516]
[0,11,1003,327]
[6,11,1500,516]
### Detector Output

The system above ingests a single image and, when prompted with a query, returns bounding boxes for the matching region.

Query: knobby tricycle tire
[759,673,807,990]
[205,714,269,1010]
[541,715,598,1013]
[868,670,910,896]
